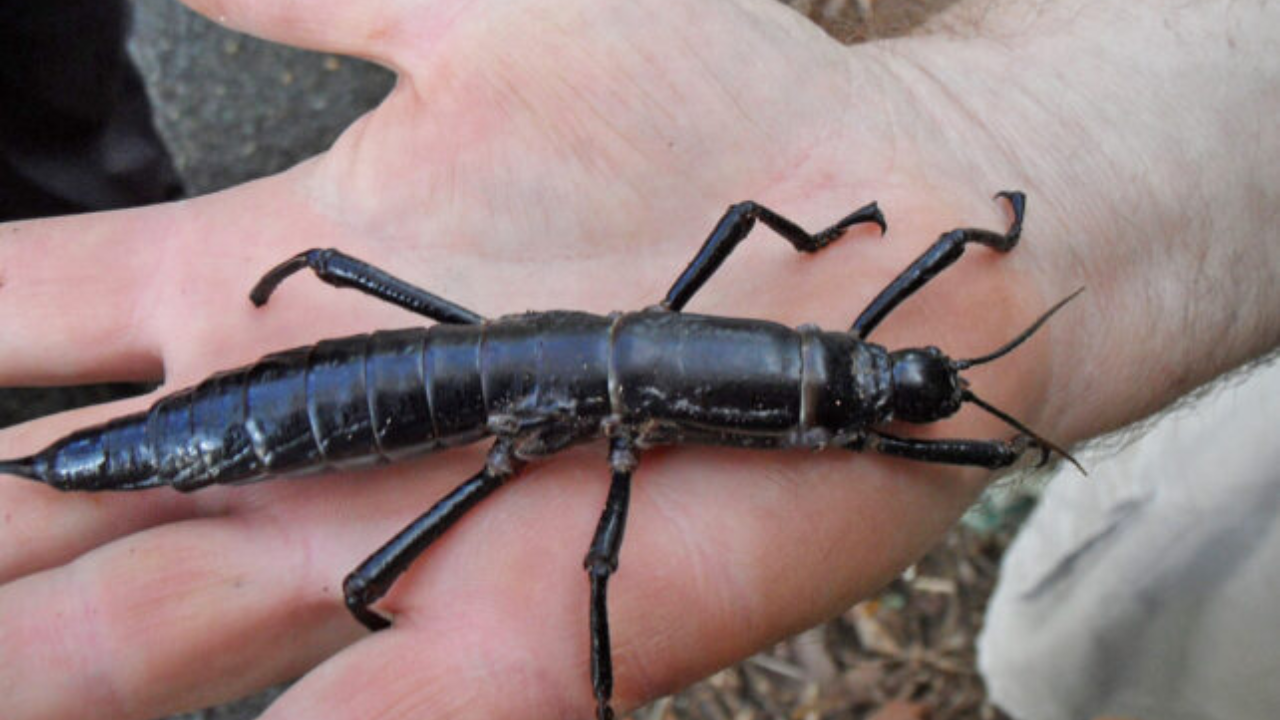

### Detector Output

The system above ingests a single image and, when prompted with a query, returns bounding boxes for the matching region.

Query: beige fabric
[979,361,1280,720]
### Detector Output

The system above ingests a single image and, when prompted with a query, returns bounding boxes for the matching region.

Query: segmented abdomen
[36,327,490,491]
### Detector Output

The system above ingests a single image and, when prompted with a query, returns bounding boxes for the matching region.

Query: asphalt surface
[129,0,394,195]
[0,0,392,430]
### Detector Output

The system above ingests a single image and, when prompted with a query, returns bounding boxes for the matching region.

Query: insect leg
[660,200,885,312]
[851,191,1024,339]
[342,442,520,631]
[865,430,1049,469]
[250,248,484,325]
[583,438,638,720]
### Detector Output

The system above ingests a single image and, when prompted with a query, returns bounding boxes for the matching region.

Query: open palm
[0,1,1069,718]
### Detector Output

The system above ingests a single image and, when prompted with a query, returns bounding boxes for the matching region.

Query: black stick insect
[2,191,1080,720]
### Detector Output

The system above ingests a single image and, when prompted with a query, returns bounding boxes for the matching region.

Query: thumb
[177,0,423,64]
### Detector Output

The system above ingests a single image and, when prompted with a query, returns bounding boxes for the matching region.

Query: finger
[257,451,987,720]
[178,0,421,64]
[0,394,204,583]
[0,209,170,385]
[0,179,403,388]
[258,614,583,720]
[0,514,357,720]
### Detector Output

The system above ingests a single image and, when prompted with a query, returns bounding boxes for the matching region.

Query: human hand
[1,0,1275,718]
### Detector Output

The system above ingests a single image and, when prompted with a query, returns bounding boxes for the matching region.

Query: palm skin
[7,0,1270,718]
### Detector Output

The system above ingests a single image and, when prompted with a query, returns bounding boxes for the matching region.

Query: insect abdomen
[23,327,495,492]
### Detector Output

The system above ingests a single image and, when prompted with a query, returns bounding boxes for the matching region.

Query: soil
[625,522,1019,720]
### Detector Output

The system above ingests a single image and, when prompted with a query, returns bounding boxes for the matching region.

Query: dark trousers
[0,0,182,221]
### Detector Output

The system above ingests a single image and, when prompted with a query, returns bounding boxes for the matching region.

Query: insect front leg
[660,200,885,312]
[583,437,638,720]
[851,191,1025,339]
[864,431,1050,469]
[342,441,520,630]
[250,248,485,325]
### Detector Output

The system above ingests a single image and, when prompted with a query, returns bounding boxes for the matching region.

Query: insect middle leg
[850,191,1025,339]
[583,437,638,720]
[342,441,519,630]
[660,200,885,311]
[250,248,485,325]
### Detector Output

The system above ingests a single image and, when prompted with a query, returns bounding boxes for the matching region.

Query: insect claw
[344,575,394,632]
[351,604,392,632]
[993,190,1026,244]
[838,200,886,236]
[1034,440,1052,468]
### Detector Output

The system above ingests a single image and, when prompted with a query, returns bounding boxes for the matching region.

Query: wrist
[848,2,1279,442]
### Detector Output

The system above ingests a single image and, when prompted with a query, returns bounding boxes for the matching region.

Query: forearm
[861,0,1279,441]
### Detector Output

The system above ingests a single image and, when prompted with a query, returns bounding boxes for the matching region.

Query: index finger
[0,206,173,385]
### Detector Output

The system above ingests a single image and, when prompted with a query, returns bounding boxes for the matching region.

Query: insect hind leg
[342,442,519,630]
[250,248,484,325]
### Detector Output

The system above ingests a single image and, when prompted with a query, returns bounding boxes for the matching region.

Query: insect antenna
[953,288,1085,370]
[962,390,1086,474]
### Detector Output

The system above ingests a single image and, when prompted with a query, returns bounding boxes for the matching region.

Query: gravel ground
[2,2,1013,719]
[128,0,395,195]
